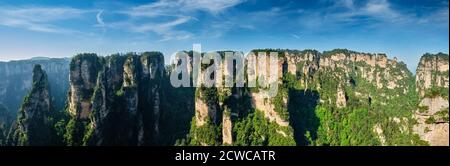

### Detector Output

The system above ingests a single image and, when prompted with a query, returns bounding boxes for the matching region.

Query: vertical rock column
[10,65,54,146]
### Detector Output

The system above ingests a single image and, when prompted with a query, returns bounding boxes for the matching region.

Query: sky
[0,0,448,71]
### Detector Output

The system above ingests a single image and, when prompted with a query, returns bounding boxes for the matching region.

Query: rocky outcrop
[0,58,69,117]
[416,53,449,97]
[249,50,290,127]
[67,52,165,146]
[291,50,409,91]
[413,96,449,146]
[7,65,56,146]
[222,110,232,145]
[413,53,449,146]
[188,50,295,146]
[373,124,386,146]
[1,49,446,146]
[194,97,210,127]
[336,85,347,108]
[68,54,102,119]
[251,91,289,127]
[186,49,418,146]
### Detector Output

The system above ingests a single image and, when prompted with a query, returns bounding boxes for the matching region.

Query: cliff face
[68,54,102,119]
[186,49,421,146]
[66,52,165,146]
[285,50,414,104]
[280,49,418,146]
[0,58,69,117]
[415,53,449,97]
[7,65,56,146]
[0,49,447,146]
[413,53,449,146]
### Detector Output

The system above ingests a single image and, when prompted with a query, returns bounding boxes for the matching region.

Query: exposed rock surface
[251,91,289,127]
[67,53,165,146]
[413,53,449,146]
[187,49,422,146]
[0,49,447,146]
[7,65,56,146]
[222,110,233,145]
[415,53,449,97]
[0,58,69,117]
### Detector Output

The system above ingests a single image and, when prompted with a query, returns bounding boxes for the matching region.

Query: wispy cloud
[96,10,105,26]
[125,0,245,17]
[328,0,404,24]
[416,6,449,26]
[0,6,95,34]
[295,0,449,33]
[109,0,245,41]
[291,33,301,39]
[128,16,194,42]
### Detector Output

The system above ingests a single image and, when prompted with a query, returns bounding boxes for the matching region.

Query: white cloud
[182,0,245,14]
[114,0,244,41]
[330,0,403,22]
[301,0,407,30]
[417,7,449,26]
[363,0,400,20]
[129,16,192,34]
[0,6,94,34]
[125,0,245,17]
[96,10,105,27]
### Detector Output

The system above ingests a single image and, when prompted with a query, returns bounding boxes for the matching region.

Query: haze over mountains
[0,49,448,146]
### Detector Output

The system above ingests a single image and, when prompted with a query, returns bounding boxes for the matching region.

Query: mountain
[183,49,427,146]
[0,58,70,118]
[0,50,447,146]
[7,65,58,146]
[64,52,165,146]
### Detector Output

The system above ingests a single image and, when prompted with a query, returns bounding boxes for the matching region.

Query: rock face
[0,58,69,117]
[188,50,295,146]
[413,53,449,146]
[67,53,165,146]
[288,50,410,92]
[1,49,447,146]
[68,54,102,119]
[416,53,449,97]
[222,110,232,145]
[413,96,449,146]
[194,94,218,127]
[186,49,422,146]
[7,65,56,146]
[251,91,289,127]
[282,49,420,145]
[336,85,347,108]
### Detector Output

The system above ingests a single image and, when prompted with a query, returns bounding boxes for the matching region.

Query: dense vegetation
[233,110,296,146]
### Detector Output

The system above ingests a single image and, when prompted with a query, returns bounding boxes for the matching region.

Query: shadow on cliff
[288,89,320,146]
[159,78,196,145]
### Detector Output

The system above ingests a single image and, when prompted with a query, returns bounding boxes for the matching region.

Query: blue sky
[0,0,448,71]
